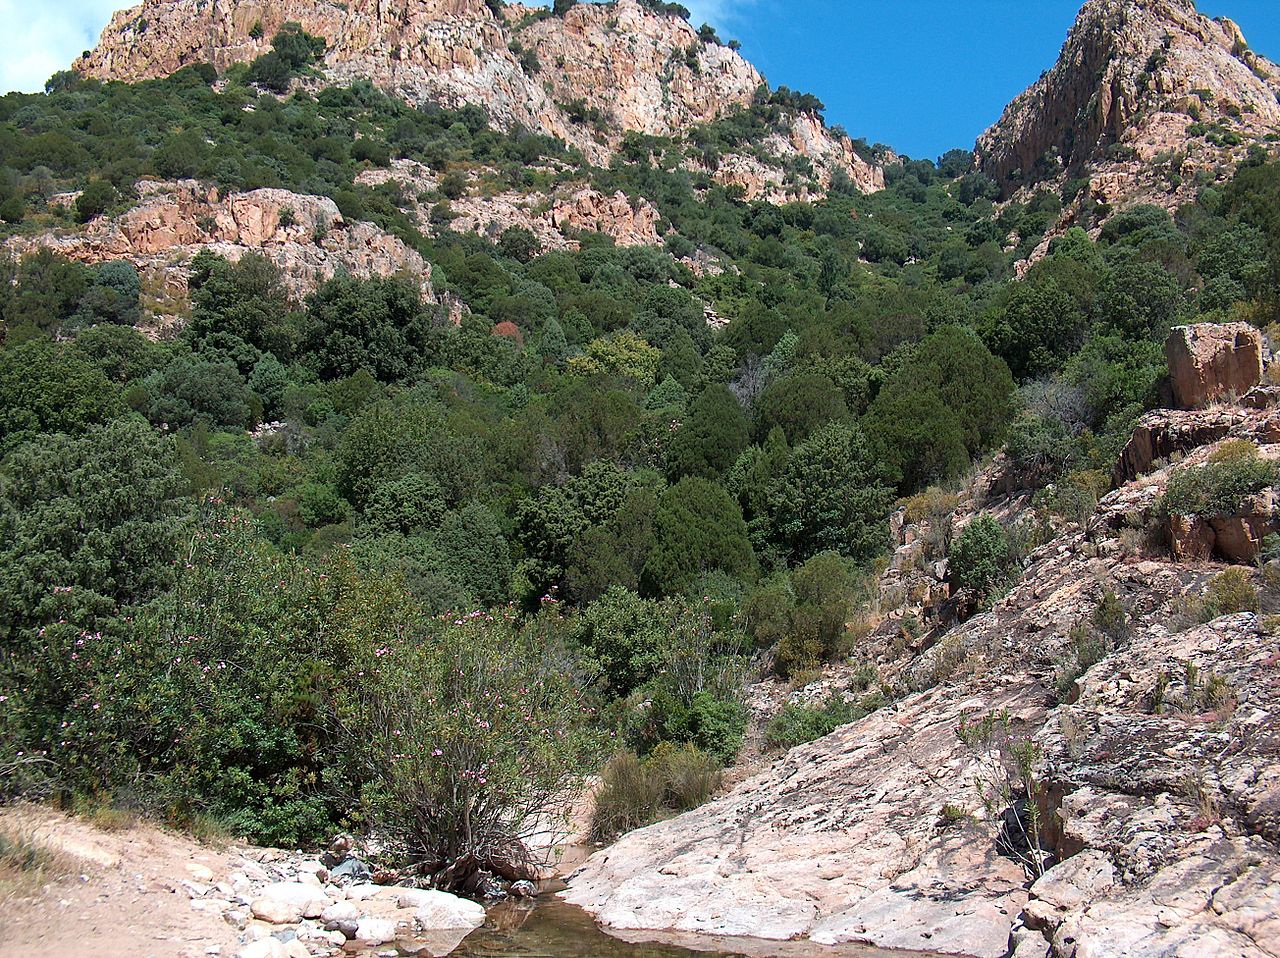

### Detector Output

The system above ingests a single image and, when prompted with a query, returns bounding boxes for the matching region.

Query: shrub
[76,180,118,223]
[1198,567,1259,621]
[589,743,721,843]
[1093,589,1130,642]
[340,611,603,886]
[590,752,663,842]
[1163,443,1277,517]
[0,827,70,894]
[1035,470,1110,525]
[765,692,870,750]
[955,710,1048,879]
[764,552,863,678]
[901,486,959,558]
[648,741,720,810]
[1052,624,1111,703]
[673,691,746,763]
[949,514,1015,605]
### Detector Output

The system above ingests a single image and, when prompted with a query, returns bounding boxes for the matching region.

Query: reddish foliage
[491,321,524,346]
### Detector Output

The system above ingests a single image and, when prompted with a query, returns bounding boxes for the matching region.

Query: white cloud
[0,0,123,94]
[682,0,757,30]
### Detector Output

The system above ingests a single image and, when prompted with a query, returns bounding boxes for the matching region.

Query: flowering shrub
[337,610,604,888]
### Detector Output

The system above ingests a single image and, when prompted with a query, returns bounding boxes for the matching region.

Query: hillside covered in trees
[2,3,1280,954]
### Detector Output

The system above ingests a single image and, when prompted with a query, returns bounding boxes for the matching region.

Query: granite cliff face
[977,0,1280,210]
[75,0,879,195]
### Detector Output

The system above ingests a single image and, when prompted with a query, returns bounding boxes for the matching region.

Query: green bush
[949,514,1015,605]
[765,692,875,750]
[339,610,603,885]
[1198,567,1259,621]
[743,552,863,678]
[589,743,721,843]
[648,741,721,810]
[76,180,118,223]
[1163,442,1277,517]
[1052,624,1112,703]
[590,752,663,842]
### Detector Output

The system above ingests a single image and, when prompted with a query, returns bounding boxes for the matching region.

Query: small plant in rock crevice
[956,709,1050,880]
[1148,661,1238,718]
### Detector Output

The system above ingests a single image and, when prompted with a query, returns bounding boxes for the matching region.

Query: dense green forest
[2,40,1280,884]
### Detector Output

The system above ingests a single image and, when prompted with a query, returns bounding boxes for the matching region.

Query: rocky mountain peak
[976,0,1280,207]
[75,0,880,198]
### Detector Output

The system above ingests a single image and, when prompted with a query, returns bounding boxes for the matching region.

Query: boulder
[1113,408,1242,484]
[354,916,400,945]
[249,898,302,925]
[382,887,486,930]
[320,899,359,923]
[1166,323,1263,410]
[250,881,331,923]
[1168,490,1278,564]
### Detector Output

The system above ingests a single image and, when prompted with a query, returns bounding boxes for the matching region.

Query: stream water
[441,898,957,958]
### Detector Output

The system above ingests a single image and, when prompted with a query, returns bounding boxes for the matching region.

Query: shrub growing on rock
[1198,567,1259,621]
[949,514,1016,607]
[765,692,880,750]
[1163,441,1277,517]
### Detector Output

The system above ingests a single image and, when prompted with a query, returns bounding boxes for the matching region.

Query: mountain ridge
[977,0,1280,211]
[73,0,884,199]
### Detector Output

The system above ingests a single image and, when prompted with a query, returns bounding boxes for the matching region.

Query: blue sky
[0,1,1276,158]
[709,0,1280,158]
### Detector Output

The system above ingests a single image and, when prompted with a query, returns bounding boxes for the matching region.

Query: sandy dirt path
[1,805,242,958]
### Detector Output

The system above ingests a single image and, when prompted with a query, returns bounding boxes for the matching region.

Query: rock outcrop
[358,159,664,251]
[977,0,1280,211]
[1167,322,1265,410]
[75,0,881,199]
[5,180,435,315]
[689,112,884,202]
[566,386,1280,956]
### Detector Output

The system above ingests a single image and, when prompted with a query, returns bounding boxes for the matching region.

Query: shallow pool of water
[446,898,956,958]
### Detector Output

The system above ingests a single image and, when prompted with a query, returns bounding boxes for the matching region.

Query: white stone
[406,890,486,931]
[189,898,231,913]
[256,882,330,918]
[354,917,399,945]
[295,859,328,882]
[320,900,359,923]
[249,898,301,925]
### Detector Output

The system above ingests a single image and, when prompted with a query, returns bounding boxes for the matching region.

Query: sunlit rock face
[76,0,882,197]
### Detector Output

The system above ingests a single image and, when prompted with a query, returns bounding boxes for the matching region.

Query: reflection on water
[453,898,749,957]
[447,898,955,958]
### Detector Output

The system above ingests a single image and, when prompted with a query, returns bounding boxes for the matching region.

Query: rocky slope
[4,180,438,327]
[563,326,1280,958]
[978,0,1280,221]
[74,0,880,198]
[357,159,664,252]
